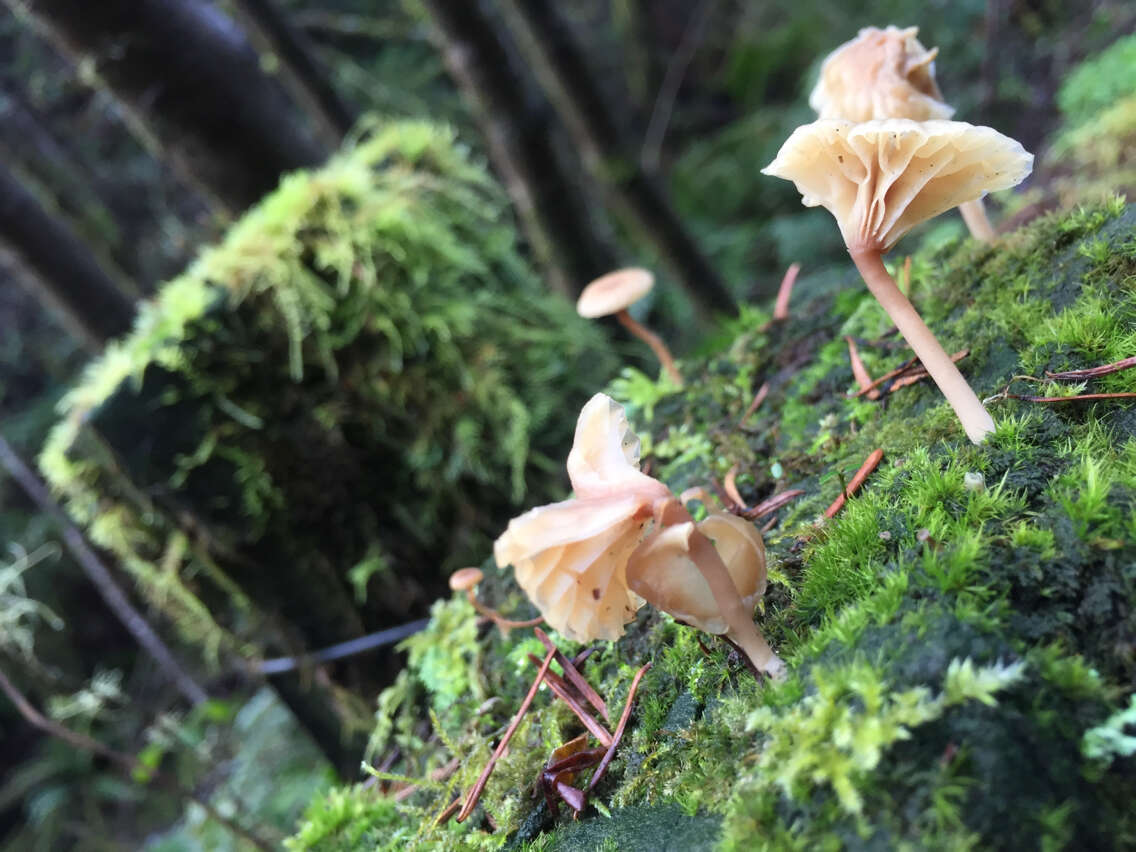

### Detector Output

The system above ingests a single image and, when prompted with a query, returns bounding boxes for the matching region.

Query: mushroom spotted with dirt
[627,508,784,677]
[576,268,683,386]
[809,25,1000,242]
[494,393,784,676]
[762,119,1033,443]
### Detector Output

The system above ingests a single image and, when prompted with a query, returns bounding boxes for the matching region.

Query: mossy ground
[289,195,1136,850]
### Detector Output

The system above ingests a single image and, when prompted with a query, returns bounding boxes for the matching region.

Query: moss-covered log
[286,193,1136,848]
[40,122,614,776]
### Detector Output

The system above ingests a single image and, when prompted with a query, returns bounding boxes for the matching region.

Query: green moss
[40,122,615,670]
[295,194,1136,849]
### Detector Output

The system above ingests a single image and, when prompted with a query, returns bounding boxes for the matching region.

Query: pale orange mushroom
[762,119,1032,442]
[809,25,1000,242]
[577,268,683,387]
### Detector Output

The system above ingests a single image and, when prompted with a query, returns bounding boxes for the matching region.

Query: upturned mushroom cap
[625,512,767,636]
[449,567,484,592]
[494,394,670,642]
[810,26,954,123]
[576,268,655,318]
[762,119,1033,252]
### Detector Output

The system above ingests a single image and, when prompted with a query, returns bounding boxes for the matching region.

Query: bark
[499,0,737,316]
[0,160,134,350]
[7,0,327,212]
[420,0,619,298]
[229,0,357,147]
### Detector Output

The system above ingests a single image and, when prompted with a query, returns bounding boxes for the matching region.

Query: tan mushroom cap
[449,567,484,592]
[810,26,954,123]
[493,393,670,642]
[576,267,655,318]
[762,119,1033,253]
[626,512,767,636]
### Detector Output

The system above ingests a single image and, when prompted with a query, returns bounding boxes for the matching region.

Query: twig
[0,667,275,850]
[0,435,208,706]
[641,0,711,171]
[534,628,608,722]
[258,618,429,674]
[586,662,651,793]
[772,263,802,321]
[900,255,912,295]
[1045,356,1136,380]
[844,336,877,398]
[824,450,884,519]
[457,648,555,822]
[526,654,612,747]
[393,756,462,802]
[994,392,1136,404]
[737,382,769,428]
[741,489,805,521]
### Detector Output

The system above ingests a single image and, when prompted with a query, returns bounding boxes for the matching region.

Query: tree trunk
[229,0,357,147]
[420,0,620,298]
[498,0,737,317]
[7,0,327,212]
[0,160,134,350]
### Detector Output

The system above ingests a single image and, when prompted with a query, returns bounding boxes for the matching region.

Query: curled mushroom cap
[626,512,767,636]
[576,268,655,318]
[494,394,670,642]
[810,26,953,123]
[762,119,1033,253]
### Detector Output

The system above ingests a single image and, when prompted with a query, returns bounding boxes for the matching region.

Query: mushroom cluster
[494,393,784,676]
[809,25,1007,242]
[762,28,1033,443]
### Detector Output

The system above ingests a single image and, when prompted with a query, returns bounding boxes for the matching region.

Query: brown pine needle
[844,336,877,398]
[1001,392,1136,404]
[527,654,613,747]
[434,797,462,827]
[772,263,801,321]
[457,648,555,822]
[1045,356,1136,380]
[742,489,805,520]
[738,382,769,427]
[824,449,884,519]
[586,662,652,794]
[534,628,609,722]
[854,350,968,398]
[723,464,746,510]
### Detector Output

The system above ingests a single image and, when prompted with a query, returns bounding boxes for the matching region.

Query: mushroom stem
[464,591,543,633]
[616,309,684,387]
[958,199,996,242]
[655,498,784,677]
[850,248,995,443]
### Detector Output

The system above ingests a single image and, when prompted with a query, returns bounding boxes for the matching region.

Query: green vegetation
[288,193,1136,850]
[38,121,613,670]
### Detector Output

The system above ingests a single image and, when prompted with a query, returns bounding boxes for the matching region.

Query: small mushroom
[448,567,542,633]
[494,393,670,641]
[627,504,784,677]
[577,268,683,387]
[762,119,1032,443]
[808,26,998,242]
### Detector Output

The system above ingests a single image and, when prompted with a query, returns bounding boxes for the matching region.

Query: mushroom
[627,503,784,677]
[493,393,670,641]
[808,25,998,242]
[762,119,1032,442]
[448,567,543,634]
[577,268,683,387]
[809,26,954,124]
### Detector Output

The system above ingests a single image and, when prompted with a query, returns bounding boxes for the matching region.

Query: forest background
[0,0,1133,849]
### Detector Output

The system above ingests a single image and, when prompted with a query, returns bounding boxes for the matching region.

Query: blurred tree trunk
[420,0,619,298]
[0,161,134,351]
[0,85,144,290]
[6,0,327,213]
[499,0,736,317]
[229,0,357,147]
